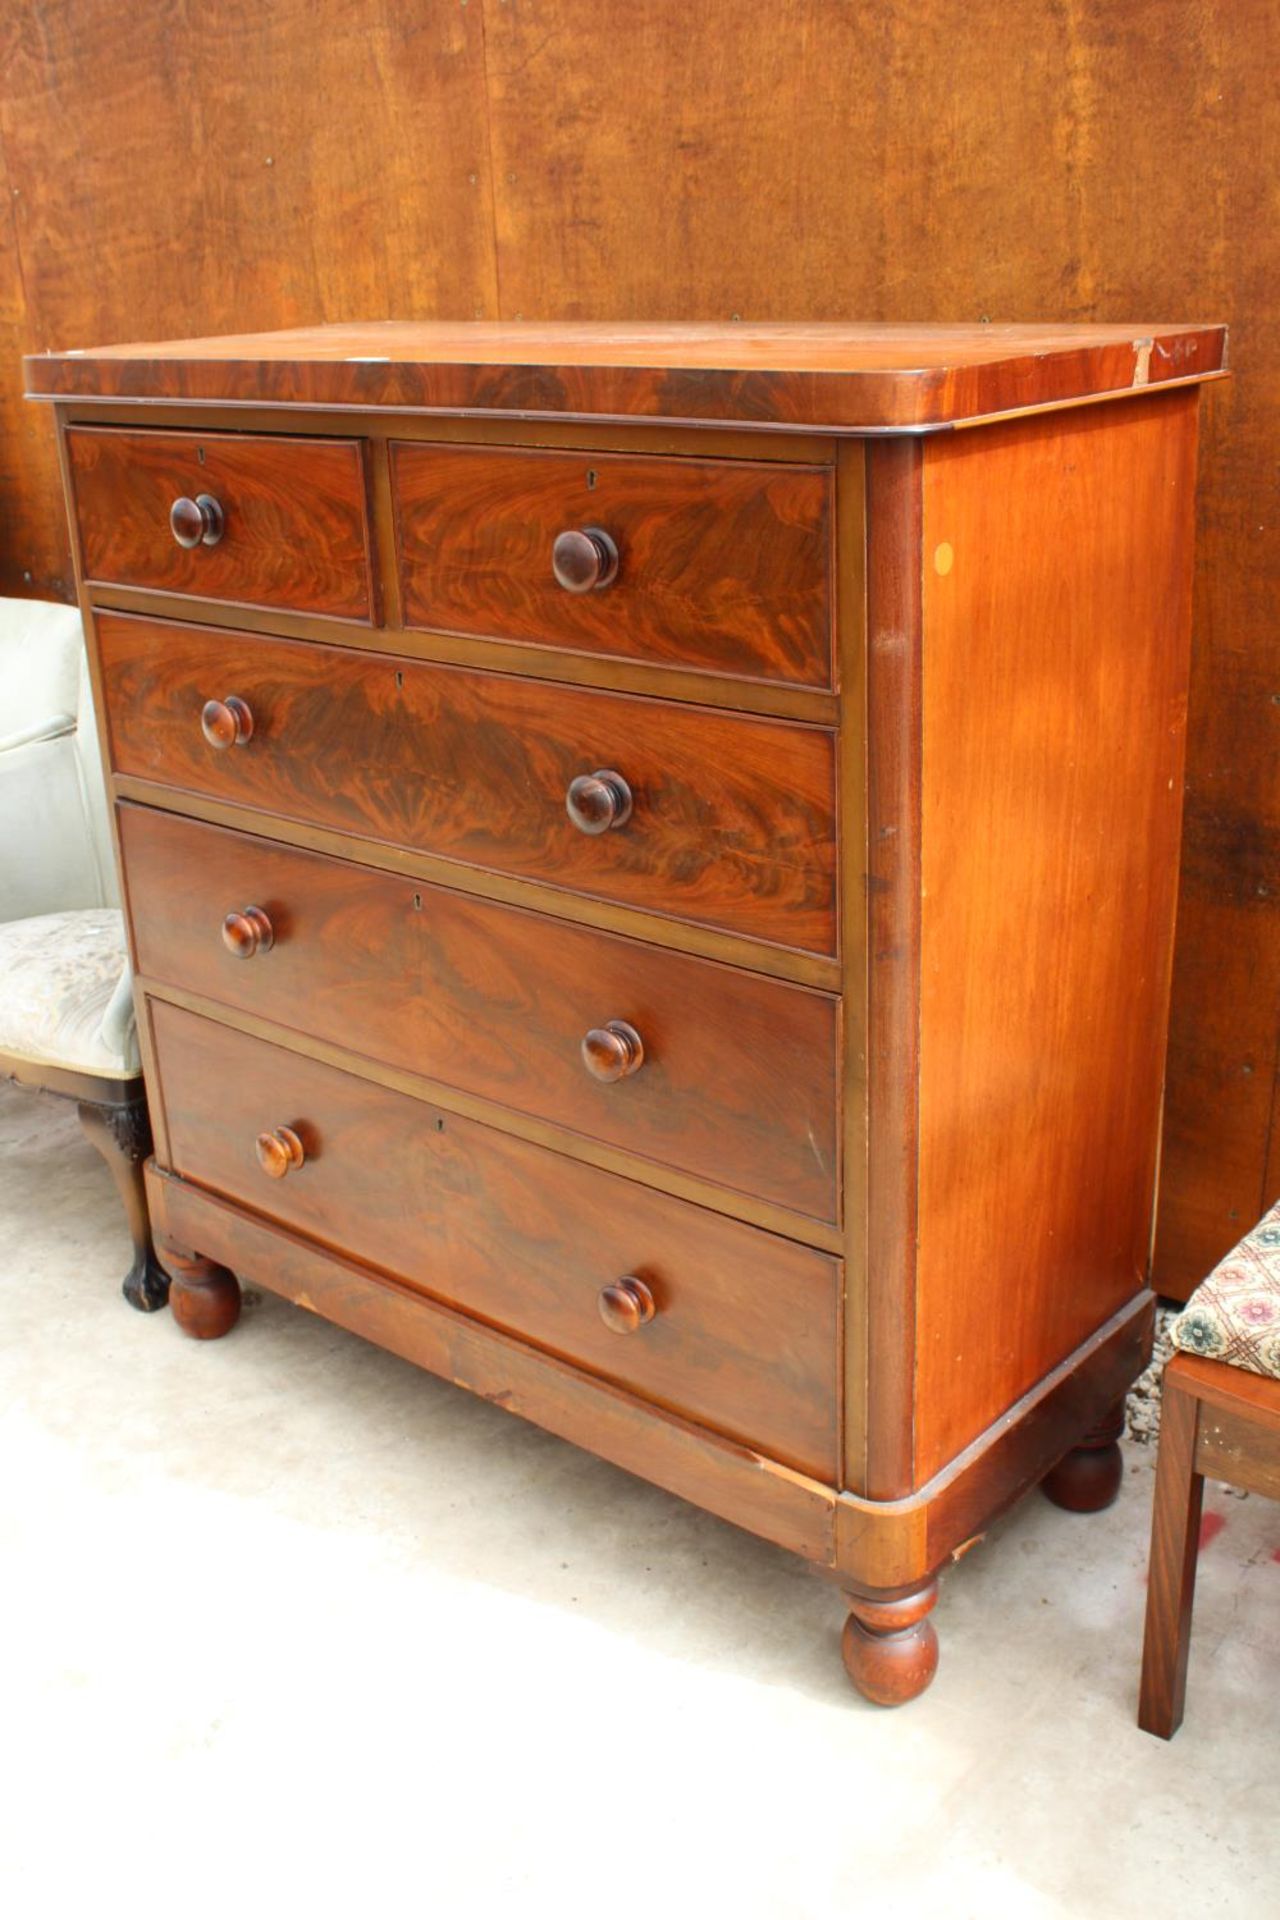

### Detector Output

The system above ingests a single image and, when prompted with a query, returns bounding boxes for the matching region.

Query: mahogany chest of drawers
[29,321,1226,1702]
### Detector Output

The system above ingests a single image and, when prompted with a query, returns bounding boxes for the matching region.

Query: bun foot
[1042,1400,1126,1513]
[163,1248,241,1340]
[841,1581,939,1706]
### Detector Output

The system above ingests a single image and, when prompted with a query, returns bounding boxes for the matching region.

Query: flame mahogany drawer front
[389,441,834,686]
[149,1000,840,1479]
[121,806,840,1222]
[98,611,838,954]
[68,426,376,621]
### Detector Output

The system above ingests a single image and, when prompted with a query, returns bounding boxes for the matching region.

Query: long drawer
[149,1001,839,1478]
[390,441,834,686]
[68,427,375,621]
[98,612,838,954]
[121,806,840,1222]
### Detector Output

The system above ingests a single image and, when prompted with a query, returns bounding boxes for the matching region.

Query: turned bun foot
[162,1248,242,1340]
[1042,1440,1124,1512]
[1042,1399,1126,1513]
[841,1581,940,1706]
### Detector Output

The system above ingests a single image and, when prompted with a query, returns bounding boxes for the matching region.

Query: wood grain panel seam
[475,0,504,319]
[0,121,30,319]
[1258,1059,1280,1224]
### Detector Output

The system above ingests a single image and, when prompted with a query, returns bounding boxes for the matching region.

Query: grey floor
[1,1078,1275,1918]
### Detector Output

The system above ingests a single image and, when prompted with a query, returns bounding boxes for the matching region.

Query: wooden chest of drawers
[29,321,1227,1703]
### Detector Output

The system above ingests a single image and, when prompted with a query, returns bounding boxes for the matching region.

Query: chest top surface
[25,319,1226,431]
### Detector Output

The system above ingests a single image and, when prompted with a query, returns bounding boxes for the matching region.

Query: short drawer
[121,806,840,1221]
[99,613,838,954]
[68,427,375,621]
[390,442,833,686]
[150,1001,839,1479]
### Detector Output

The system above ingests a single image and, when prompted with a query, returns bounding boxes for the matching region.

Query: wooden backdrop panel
[0,0,497,596]
[2,0,1276,1293]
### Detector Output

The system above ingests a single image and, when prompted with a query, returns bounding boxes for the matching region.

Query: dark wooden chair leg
[1041,1397,1127,1512]
[1138,1369,1204,1739]
[159,1243,242,1340]
[77,1095,170,1312]
[841,1580,940,1706]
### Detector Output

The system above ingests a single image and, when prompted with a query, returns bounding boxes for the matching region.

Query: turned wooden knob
[566,768,632,834]
[200,695,254,749]
[598,1275,656,1335]
[552,526,619,593]
[221,906,274,958]
[255,1125,305,1178]
[582,1020,644,1082]
[170,492,225,548]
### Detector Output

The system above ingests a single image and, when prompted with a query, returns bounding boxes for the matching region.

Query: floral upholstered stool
[1138,1201,1280,1737]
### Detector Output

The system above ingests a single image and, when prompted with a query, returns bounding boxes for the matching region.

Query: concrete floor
[1,1078,1276,1918]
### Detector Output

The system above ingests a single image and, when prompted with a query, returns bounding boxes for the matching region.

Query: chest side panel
[912,391,1200,1482]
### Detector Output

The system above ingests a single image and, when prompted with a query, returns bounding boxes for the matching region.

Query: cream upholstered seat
[0,908,139,1077]
[0,596,163,1309]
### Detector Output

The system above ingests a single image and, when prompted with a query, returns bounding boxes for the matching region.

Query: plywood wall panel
[481,1,1240,325]
[1157,892,1279,1297]
[0,0,498,593]
[2,0,1276,1291]
[0,118,68,597]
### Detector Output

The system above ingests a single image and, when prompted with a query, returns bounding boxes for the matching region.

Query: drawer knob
[582,1019,644,1083]
[222,906,274,959]
[566,768,632,834]
[201,695,254,749]
[552,527,619,593]
[598,1274,656,1335]
[170,492,225,549]
[255,1125,305,1179]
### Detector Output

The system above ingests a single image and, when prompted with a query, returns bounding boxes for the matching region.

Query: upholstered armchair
[0,595,166,1310]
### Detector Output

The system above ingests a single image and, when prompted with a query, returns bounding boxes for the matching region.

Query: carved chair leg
[1138,1370,1204,1738]
[77,1096,170,1312]
[841,1580,940,1706]
[1041,1397,1126,1512]
[159,1244,242,1340]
